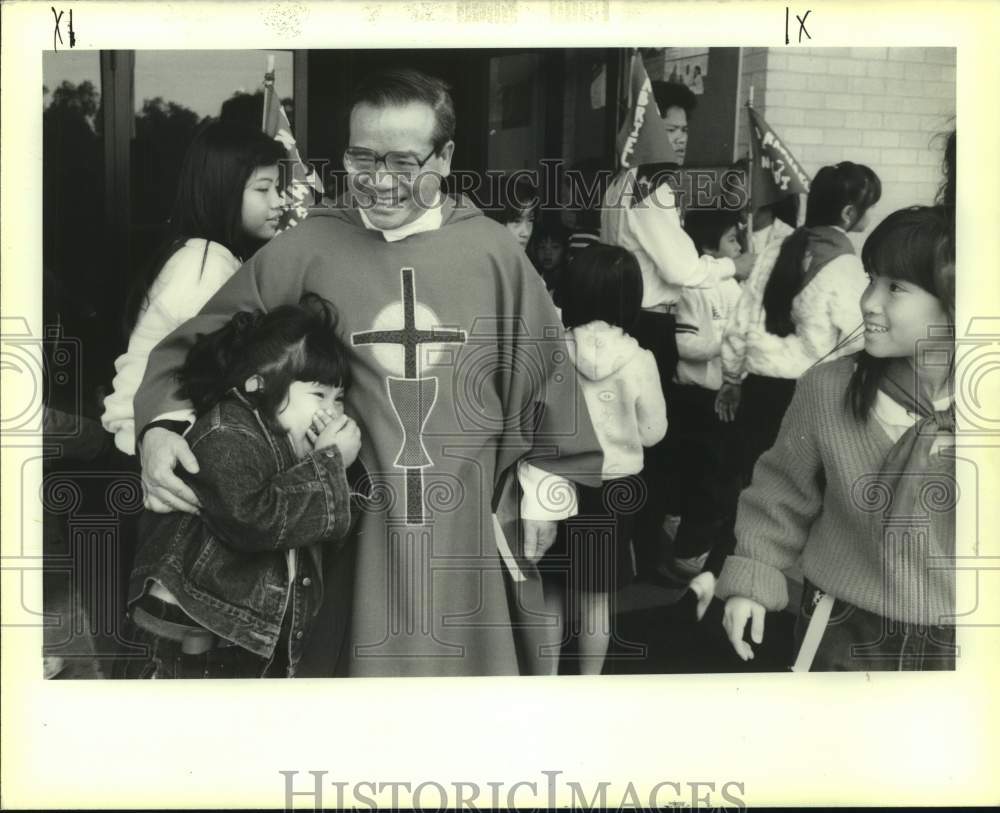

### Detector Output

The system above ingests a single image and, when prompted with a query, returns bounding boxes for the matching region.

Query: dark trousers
[669,383,741,560]
[115,595,287,679]
[795,581,957,671]
[630,309,679,576]
[735,374,797,488]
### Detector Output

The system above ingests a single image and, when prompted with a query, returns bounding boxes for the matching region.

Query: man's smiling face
[346,101,454,230]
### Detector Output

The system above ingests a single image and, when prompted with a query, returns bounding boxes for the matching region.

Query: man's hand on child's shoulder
[141,427,202,514]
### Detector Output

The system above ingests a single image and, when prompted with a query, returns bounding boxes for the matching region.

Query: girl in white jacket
[716,161,881,486]
[542,244,667,675]
[102,120,287,454]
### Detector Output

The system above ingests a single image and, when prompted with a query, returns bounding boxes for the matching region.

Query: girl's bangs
[863,221,940,293]
[299,333,351,389]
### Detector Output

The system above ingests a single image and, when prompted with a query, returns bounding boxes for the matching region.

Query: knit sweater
[566,321,667,479]
[721,225,866,382]
[102,239,240,454]
[716,357,955,626]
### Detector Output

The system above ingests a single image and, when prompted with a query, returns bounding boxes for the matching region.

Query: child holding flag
[600,57,755,581]
[664,209,746,584]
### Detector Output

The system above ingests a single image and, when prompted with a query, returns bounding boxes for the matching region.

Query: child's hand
[305,408,335,448]
[522,519,558,563]
[732,250,757,281]
[722,596,766,661]
[688,571,716,621]
[715,382,742,423]
[311,411,362,467]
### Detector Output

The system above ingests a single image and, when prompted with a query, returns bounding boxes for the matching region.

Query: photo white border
[2,0,998,808]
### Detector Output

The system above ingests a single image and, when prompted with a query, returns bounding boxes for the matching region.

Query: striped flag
[615,51,679,169]
[262,57,324,233]
[747,105,810,209]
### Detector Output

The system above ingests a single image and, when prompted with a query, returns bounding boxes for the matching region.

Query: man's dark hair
[349,68,456,151]
[651,81,697,118]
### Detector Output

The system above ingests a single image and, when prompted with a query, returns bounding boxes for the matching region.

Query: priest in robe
[134,68,605,677]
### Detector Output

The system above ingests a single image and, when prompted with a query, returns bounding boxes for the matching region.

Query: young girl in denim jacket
[121,294,362,679]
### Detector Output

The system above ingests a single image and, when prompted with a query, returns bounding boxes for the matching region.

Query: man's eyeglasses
[343,147,438,176]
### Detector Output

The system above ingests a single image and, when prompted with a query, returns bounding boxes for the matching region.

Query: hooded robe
[134,194,603,677]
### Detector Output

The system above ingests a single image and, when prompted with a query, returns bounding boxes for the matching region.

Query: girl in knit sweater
[541,244,667,675]
[102,120,286,454]
[717,206,955,671]
[716,162,881,486]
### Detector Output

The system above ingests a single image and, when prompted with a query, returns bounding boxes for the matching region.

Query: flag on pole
[747,105,810,210]
[615,51,679,169]
[262,56,324,233]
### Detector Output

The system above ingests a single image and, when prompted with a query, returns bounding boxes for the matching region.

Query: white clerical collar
[358,194,443,242]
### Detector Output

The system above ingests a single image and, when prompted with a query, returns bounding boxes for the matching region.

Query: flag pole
[746,85,755,239]
[628,47,640,108]
[262,54,276,131]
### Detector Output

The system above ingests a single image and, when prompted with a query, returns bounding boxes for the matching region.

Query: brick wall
[737,47,955,246]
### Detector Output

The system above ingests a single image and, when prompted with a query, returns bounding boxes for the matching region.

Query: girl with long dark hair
[102,119,286,454]
[726,161,881,484]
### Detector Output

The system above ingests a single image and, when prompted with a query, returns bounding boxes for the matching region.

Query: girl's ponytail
[762,228,811,337]
[762,161,881,339]
[176,293,351,425]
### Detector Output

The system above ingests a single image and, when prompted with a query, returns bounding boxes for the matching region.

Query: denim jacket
[128,389,359,673]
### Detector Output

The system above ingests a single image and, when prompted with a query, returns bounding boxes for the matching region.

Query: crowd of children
[86,107,957,678]
[490,154,955,675]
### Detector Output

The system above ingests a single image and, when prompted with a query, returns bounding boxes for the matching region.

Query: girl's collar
[229,386,252,407]
[873,388,953,428]
[227,386,300,464]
